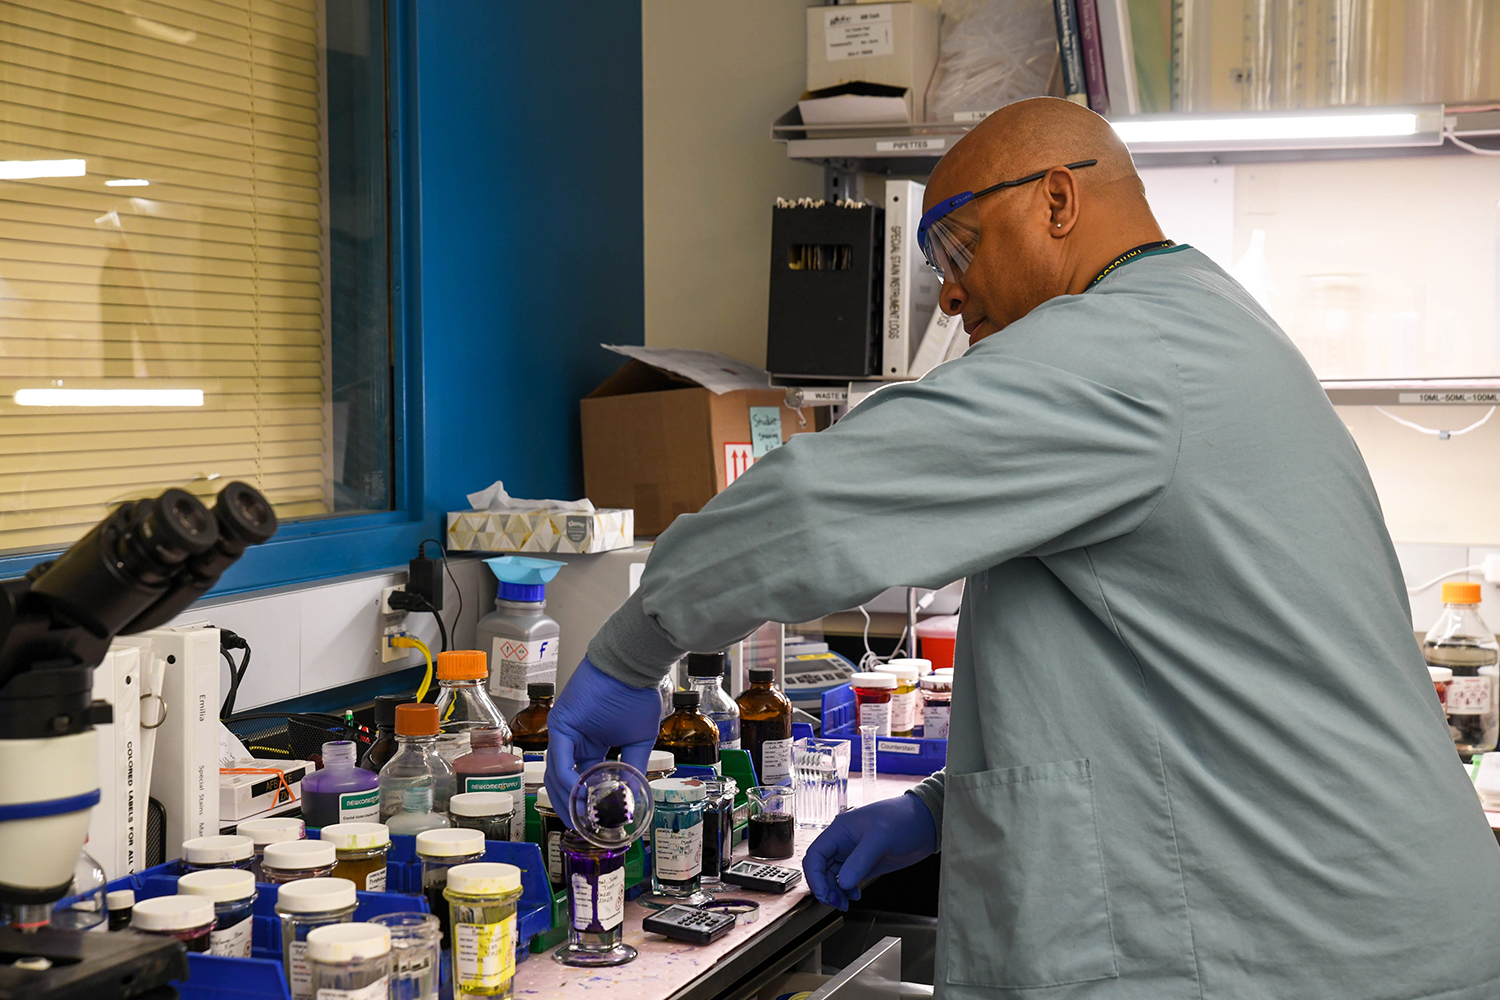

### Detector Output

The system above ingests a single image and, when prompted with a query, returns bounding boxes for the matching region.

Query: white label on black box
[572,868,625,931]
[653,825,703,880]
[858,701,891,735]
[823,4,894,61]
[760,737,793,783]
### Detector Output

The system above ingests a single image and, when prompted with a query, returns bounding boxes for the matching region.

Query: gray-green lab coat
[589,246,1500,999]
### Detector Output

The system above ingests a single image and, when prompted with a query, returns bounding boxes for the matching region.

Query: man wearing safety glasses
[546,98,1500,999]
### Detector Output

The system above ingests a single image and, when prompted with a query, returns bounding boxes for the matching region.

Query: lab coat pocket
[942,758,1119,989]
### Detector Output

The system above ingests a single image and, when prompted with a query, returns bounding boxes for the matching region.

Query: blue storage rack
[821,683,947,776]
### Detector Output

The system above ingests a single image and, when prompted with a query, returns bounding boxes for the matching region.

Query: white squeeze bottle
[476,556,564,720]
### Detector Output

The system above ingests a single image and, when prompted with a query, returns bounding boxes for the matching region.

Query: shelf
[1320,380,1500,406]
[773,104,1499,172]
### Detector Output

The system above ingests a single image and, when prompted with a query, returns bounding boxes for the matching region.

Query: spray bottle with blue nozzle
[476,556,566,719]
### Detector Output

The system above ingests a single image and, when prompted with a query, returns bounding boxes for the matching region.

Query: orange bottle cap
[1442,581,1482,605]
[395,702,439,736]
[437,650,487,681]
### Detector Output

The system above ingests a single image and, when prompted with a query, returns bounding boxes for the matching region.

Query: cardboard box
[446,506,633,554]
[807,1,940,122]
[220,758,310,822]
[581,360,817,536]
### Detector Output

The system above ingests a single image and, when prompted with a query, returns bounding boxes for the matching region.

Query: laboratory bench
[516,773,929,1000]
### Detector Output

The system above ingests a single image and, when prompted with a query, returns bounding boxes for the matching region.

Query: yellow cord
[391,635,434,701]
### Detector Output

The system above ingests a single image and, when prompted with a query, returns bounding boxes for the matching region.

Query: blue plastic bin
[821,683,947,776]
[393,835,552,945]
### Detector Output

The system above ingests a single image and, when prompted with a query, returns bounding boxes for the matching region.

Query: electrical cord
[1444,125,1500,157]
[1375,405,1496,440]
[219,628,252,719]
[420,537,463,644]
[392,635,435,701]
[1407,565,1484,596]
[399,591,449,653]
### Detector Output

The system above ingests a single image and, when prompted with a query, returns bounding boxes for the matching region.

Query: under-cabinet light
[1110,109,1439,150]
[0,158,86,180]
[105,178,149,187]
[14,389,204,407]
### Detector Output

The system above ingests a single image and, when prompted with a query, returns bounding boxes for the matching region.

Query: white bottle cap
[651,777,708,803]
[523,761,547,785]
[274,877,358,914]
[305,922,391,963]
[178,869,256,903]
[415,828,485,858]
[319,823,392,850]
[1428,666,1455,683]
[263,839,336,871]
[449,792,515,817]
[850,672,896,689]
[647,750,677,773]
[534,786,553,811]
[883,662,924,684]
[105,889,135,910]
[132,894,215,931]
[235,817,306,847]
[885,658,932,676]
[182,835,254,864]
[445,861,521,895]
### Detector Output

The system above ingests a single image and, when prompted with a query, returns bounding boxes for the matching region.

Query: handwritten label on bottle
[455,917,516,990]
[573,868,625,931]
[653,825,703,881]
[760,737,793,783]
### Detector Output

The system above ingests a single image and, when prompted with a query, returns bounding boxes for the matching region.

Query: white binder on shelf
[87,643,142,881]
[140,624,221,858]
[908,306,965,379]
[882,179,941,379]
[1094,0,1140,115]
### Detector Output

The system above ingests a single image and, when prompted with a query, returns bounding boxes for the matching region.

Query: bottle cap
[273,878,358,914]
[395,703,439,736]
[523,761,547,785]
[445,861,521,895]
[178,868,256,903]
[182,835,254,864]
[535,786,553,811]
[468,727,509,750]
[263,840,336,871]
[748,667,775,685]
[450,792,515,817]
[672,690,701,709]
[374,694,409,729]
[321,740,358,767]
[486,555,564,603]
[105,889,134,910]
[1428,666,1455,683]
[1442,581,1482,605]
[651,777,708,804]
[885,658,932,676]
[415,828,485,858]
[235,817,305,847]
[883,663,923,684]
[569,761,653,850]
[306,921,391,963]
[437,650,487,681]
[687,652,729,677]
[647,750,677,774]
[528,682,555,698]
[319,823,392,850]
[920,674,952,691]
[132,895,215,931]
[850,672,896,689]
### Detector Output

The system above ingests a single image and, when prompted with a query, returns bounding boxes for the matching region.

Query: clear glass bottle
[435,650,511,741]
[306,922,392,1000]
[387,785,452,837]
[50,847,106,931]
[657,670,677,721]
[301,740,381,828]
[509,682,553,755]
[181,834,255,873]
[436,732,473,764]
[687,652,740,750]
[363,694,409,772]
[131,895,215,953]
[275,878,359,1000]
[321,822,392,892]
[106,888,134,931]
[451,727,524,840]
[655,690,720,767]
[416,828,487,953]
[648,778,710,904]
[368,911,441,1000]
[449,792,516,842]
[850,672,896,737]
[1423,581,1500,754]
[557,832,632,967]
[261,840,338,885]
[534,787,567,889]
[379,703,458,821]
[737,666,794,784]
[443,862,524,1000]
[178,869,256,958]
[236,817,306,881]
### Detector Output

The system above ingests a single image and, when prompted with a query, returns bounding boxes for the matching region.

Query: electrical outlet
[380,585,407,615]
[381,625,413,663]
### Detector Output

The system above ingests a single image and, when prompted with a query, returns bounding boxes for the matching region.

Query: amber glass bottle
[509,682,553,754]
[737,667,794,785]
[655,690,720,766]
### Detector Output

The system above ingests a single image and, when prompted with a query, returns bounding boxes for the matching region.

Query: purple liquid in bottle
[300,741,380,828]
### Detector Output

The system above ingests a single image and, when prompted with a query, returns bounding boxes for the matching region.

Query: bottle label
[289,941,312,1000]
[490,637,560,702]
[858,701,891,735]
[722,737,742,750]
[923,703,951,739]
[464,774,523,841]
[890,690,916,733]
[653,824,703,880]
[454,917,516,990]
[572,867,625,931]
[547,830,564,883]
[338,789,380,823]
[1446,674,1495,715]
[315,976,388,1000]
[364,866,387,892]
[209,917,252,958]
[760,737,794,783]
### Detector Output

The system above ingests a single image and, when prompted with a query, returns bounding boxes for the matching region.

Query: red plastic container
[915,615,958,671]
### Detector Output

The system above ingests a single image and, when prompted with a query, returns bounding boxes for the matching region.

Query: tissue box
[220,758,310,821]
[447,507,634,554]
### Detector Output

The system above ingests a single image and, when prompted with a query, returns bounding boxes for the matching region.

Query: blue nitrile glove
[545,655,663,829]
[803,793,937,910]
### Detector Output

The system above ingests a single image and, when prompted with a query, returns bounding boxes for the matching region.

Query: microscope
[0,482,278,999]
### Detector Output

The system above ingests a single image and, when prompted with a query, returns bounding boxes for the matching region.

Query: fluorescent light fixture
[14,388,204,407]
[1110,107,1442,151]
[0,158,86,180]
[105,178,149,187]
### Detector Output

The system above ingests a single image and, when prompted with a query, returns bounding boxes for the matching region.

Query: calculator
[723,860,803,893]
[641,905,737,945]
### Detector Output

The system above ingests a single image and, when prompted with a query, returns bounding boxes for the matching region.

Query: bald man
[547,98,1500,998]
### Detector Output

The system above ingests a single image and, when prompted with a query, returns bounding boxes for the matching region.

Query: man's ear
[1043,166,1081,237]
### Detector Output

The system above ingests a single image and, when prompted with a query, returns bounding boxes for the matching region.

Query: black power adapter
[406,543,444,612]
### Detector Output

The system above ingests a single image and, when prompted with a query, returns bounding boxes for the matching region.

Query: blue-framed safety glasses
[916,159,1099,281]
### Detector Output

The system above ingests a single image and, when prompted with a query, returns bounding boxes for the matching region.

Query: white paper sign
[824,4,894,61]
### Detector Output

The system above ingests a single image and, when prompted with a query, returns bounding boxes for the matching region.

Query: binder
[1095,0,1140,115]
[1052,0,1088,105]
[881,180,941,379]
[1075,0,1110,114]
[908,306,964,379]
[87,644,142,881]
[141,624,221,859]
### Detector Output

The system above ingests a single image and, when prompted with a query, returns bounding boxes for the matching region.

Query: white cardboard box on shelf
[220,758,311,821]
[806,2,940,122]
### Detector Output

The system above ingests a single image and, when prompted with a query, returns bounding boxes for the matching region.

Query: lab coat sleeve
[587,339,1182,688]
[909,769,947,843]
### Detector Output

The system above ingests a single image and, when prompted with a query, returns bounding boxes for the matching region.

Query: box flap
[587,359,700,399]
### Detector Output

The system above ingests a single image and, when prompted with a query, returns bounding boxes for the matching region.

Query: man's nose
[939,275,967,316]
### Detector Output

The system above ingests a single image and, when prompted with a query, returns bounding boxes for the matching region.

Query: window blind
[0,0,331,553]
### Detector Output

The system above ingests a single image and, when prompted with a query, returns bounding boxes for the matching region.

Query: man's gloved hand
[803,793,937,910]
[545,655,663,828]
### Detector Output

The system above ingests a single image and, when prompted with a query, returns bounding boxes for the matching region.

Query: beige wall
[642,0,823,367]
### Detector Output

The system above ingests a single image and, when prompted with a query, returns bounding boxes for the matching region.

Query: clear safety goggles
[915,159,1098,282]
